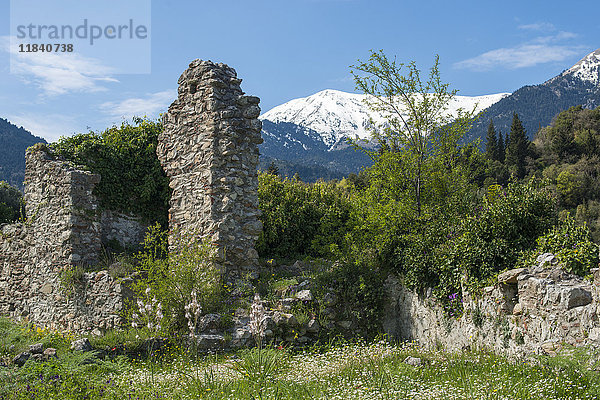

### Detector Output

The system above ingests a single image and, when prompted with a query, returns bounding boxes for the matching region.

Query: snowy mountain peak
[261,89,384,148]
[260,89,509,150]
[563,48,600,85]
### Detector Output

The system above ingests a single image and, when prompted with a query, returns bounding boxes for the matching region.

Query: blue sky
[0,0,598,142]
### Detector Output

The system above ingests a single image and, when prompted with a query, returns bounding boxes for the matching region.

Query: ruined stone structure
[384,253,600,357]
[5,58,600,358]
[0,60,263,332]
[157,60,263,283]
[0,147,141,332]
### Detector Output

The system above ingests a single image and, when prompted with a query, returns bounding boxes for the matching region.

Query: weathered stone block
[562,287,592,309]
[498,268,527,284]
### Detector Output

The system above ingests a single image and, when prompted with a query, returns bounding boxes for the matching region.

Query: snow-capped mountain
[261,89,509,150]
[562,48,600,86]
[259,48,600,180]
[465,48,600,144]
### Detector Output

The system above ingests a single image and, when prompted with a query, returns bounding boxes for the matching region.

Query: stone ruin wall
[4,58,600,357]
[0,59,264,332]
[384,254,600,357]
[157,60,263,283]
[0,148,139,332]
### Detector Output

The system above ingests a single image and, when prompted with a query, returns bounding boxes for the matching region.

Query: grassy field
[1,318,600,399]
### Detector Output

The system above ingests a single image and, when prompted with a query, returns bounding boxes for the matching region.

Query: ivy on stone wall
[50,118,170,225]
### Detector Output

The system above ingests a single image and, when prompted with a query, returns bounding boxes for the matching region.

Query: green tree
[505,113,529,179]
[485,120,498,161]
[550,106,579,157]
[0,181,23,223]
[266,161,279,176]
[497,131,505,162]
[350,50,477,216]
[347,51,479,300]
[556,169,585,207]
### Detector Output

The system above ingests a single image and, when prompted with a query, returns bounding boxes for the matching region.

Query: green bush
[0,181,24,223]
[257,173,355,259]
[521,214,599,276]
[132,224,222,333]
[51,118,170,225]
[453,181,557,288]
[313,261,385,338]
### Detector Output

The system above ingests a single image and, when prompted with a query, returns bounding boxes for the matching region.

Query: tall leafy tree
[485,120,498,161]
[351,50,477,217]
[505,113,529,179]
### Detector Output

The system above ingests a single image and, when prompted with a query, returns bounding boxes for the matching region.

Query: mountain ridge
[261,89,509,151]
[466,48,600,144]
[0,118,46,189]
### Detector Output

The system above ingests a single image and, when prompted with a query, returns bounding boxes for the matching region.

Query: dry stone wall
[100,210,148,249]
[1,59,264,333]
[0,147,135,332]
[1,59,263,332]
[383,253,600,357]
[157,60,263,283]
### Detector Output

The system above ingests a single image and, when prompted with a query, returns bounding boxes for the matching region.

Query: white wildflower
[184,289,202,337]
[249,293,267,347]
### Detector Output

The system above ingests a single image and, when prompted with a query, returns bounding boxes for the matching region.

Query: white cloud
[99,90,176,120]
[454,30,583,71]
[6,113,82,142]
[0,36,9,52]
[518,22,555,31]
[1,35,119,96]
[532,31,578,44]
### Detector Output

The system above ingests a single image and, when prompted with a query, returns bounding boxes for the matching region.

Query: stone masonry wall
[383,253,600,357]
[0,147,133,332]
[157,60,263,283]
[100,210,148,249]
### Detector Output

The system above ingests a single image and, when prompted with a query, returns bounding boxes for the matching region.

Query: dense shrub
[342,148,478,300]
[0,181,23,223]
[520,214,599,276]
[453,181,557,287]
[51,118,170,225]
[257,173,355,259]
[132,224,222,333]
[313,261,385,338]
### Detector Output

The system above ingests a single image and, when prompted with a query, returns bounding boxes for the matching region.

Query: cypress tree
[485,120,498,160]
[497,132,505,162]
[505,113,529,179]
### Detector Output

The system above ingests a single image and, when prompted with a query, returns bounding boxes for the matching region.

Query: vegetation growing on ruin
[2,53,593,332]
[256,53,600,314]
[50,118,170,226]
[130,224,224,334]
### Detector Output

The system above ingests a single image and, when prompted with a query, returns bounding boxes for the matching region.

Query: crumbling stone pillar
[24,146,101,266]
[157,60,263,282]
